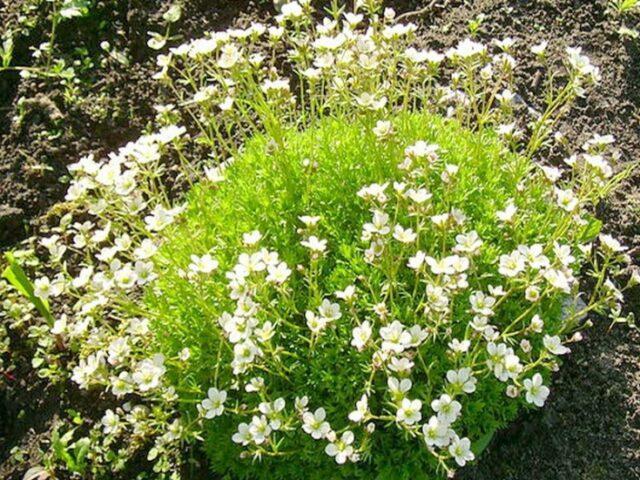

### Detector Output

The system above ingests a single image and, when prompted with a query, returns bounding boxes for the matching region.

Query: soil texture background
[0,0,638,479]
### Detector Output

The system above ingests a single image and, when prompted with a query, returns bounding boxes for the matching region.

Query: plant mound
[146,111,605,479]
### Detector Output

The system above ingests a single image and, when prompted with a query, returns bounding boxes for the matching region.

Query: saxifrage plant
[1,1,636,478]
[146,111,626,479]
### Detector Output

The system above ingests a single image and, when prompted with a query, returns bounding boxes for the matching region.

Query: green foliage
[609,0,639,14]
[2,252,54,325]
[50,425,90,474]
[145,111,580,479]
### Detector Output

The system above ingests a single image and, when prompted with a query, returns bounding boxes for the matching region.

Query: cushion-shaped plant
[9,3,632,478]
[145,111,617,479]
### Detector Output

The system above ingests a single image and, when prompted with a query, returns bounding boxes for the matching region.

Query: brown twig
[395,0,441,22]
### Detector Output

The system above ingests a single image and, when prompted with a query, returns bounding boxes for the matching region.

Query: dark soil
[0,0,639,479]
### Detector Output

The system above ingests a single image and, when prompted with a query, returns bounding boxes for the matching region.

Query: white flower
[132,354,166,392]
[34,276,54,300]
[357,182,388,203]
[110,372,133,397]
[245,377,265,393]
[351,321,372,351]
[469,291,496,316]
[583,154,612,178]
[259,398,286,430]
[599,234,626,254]
[431,394,461,424]
[232,422,252,445]
[408,188,433,204]
[189,254,219,274]
[243,230,262,246]
[51,317,67,335]
[306,311,327,333]
[373,120,393,139]
[101,409,120,435]
[406,325,428,347]
[393,225,417,243]
[523,373,550,407]
[280,1,304,20]
[499,251,526,277]
[543,268,573,293]
[71,352,105,389]
[299,215,321,226]
[446,368,477,394]
[259,248,280,266]
[407,250,426,270]
[387,356,414,374]
[232,340,262,373]
[335,285,356,301]
[236,252,266,276]
[518,244,550,270]
[426,256,455,275]
[422,415,452,447]
[325,431,355,464]
[156,125,186,144]
[205,165,226,183]
[555,188,579,212]
[249,415,272,444]
[454,231,483,255]
[448,255,469,273]
[363,210,390,236]
[543,335,570,355]
[501,353,523,381]
[266,261,292,284]
[496,201,517,223]
[303,407,331,439]
[449,435,475,466]
[531,41,548,57]
[396,398,422,425]
[530,314,544,333]
[107,337,131,365]
[387,377,412,399]
[541,165,562,183]
[525,286,541,302]
[430,213,449,227]
[565,46,600,81]
[217,44,242,69]
[200,388,227,419]
[187,38,218,57]
[348,394,369,423]
[380,321,411,353]
[448,338,470,353]
[318,299,341,321]
[355,92,387,111]
[144,205,182,231]
[133,239,158,260]
[447,38,486,59]
[301,235,327,252]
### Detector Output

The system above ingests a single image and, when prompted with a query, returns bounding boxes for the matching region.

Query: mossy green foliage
[145,112,573,479]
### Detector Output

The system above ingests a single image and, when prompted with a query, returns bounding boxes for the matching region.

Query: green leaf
[580,216,602,242]
[2,252,54,325]
[472,428,496,456]
[72,438,90,472]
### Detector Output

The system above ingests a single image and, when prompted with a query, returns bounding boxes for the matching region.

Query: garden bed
[1,1,638,479]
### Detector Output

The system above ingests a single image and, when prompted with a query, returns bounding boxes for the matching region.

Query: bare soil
[0,0,638,479]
